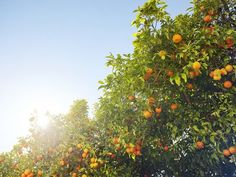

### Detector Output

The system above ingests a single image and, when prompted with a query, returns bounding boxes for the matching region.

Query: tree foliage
[0,0,236,177]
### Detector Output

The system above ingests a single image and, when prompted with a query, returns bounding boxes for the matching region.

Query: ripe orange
[164,146,169,152]
[195,141,204,149]
[82,153,87,158]
[147,97,155,105]
[170,103,178,110]
[203,15,212,22]
[223,149,231,157]
[229,146,236,155]
[72,173,77,177]
[189,71,195,78]
[83,148,89,154]
[192,61,201,70]
[90,157,96,163]
[38,170,43,176]
[213,75,221,81]
[77,143,83,149]
[60,160,65,166]
[225,36,234,45]
[82,175,87,177]
[209,71,214,77]
[223,81,232,89]
[146,68,153,75]
[128,95,135,101]
[186,83,193,89]
[225,64,233,72]
[155,107,162,114]
[172,34,183,43]
[21,174,27,177]
[167,70,174,77]
[143,110,152,119]
[220,68,227,76]
[28,172,34,177]
[113,137,120,144]
[24,169,31,175]
[144,73,151,81]
[159,50,167,57]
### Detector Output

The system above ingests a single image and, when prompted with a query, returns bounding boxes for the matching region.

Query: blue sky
[0,0,191,152]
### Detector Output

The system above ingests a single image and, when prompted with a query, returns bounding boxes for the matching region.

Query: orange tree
[96,0,236,176]
[0,0,236,177]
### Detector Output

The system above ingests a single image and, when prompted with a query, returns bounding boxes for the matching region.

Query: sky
[0,0,191,152]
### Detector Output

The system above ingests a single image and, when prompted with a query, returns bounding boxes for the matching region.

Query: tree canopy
[0,0,235,177]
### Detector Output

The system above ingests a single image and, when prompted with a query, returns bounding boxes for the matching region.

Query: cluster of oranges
[223,146,236,157]
[125,142,142,156]
[143,96,178,119]
[89,157,99,169]
[144,68,154,81]
[82,148,89,158]
[209,64,234,89]
[21,169,35,177]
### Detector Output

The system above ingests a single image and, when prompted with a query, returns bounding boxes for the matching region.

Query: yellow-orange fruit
[172,34,183,43]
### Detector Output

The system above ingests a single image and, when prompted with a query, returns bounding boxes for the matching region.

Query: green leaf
[181,73,187,83]
[174,75,181,86]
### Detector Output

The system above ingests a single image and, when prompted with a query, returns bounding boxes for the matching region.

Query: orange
[28,173,34,177]
[146,68,153,75]
[229,146,236,155]
[159,50,167,57]
[192,61,201,70]
[144,73,152,81]
[143,110,152,119]
[164,146,169,152]
[82,152,88,158]
[82,175,87,177]
[203,15,212,22]
[220,68,227,76]
[83,148,89,154]
[128,95,135,101]
[213,75,221,81]
[189,71,195,78]
[113,137,120,144]
[147,97,155,105]
[37,170,43,176]
[186,83,193,89]
[72,173,77,177]
[195,141,204,149]
[77,143,83,149]
[172,34,183,43]
[170,103,178,110]
[225,64,233,72]
[167,70,174,77]
[24,169,31,175]
[155,107,162,114]
[21,174,27,177]
[223,149,231,157]
[209,71,214,77]
[60,160,65,166]
[90,157,96,163]
[225,36,234,45]
[223,81,232,89]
